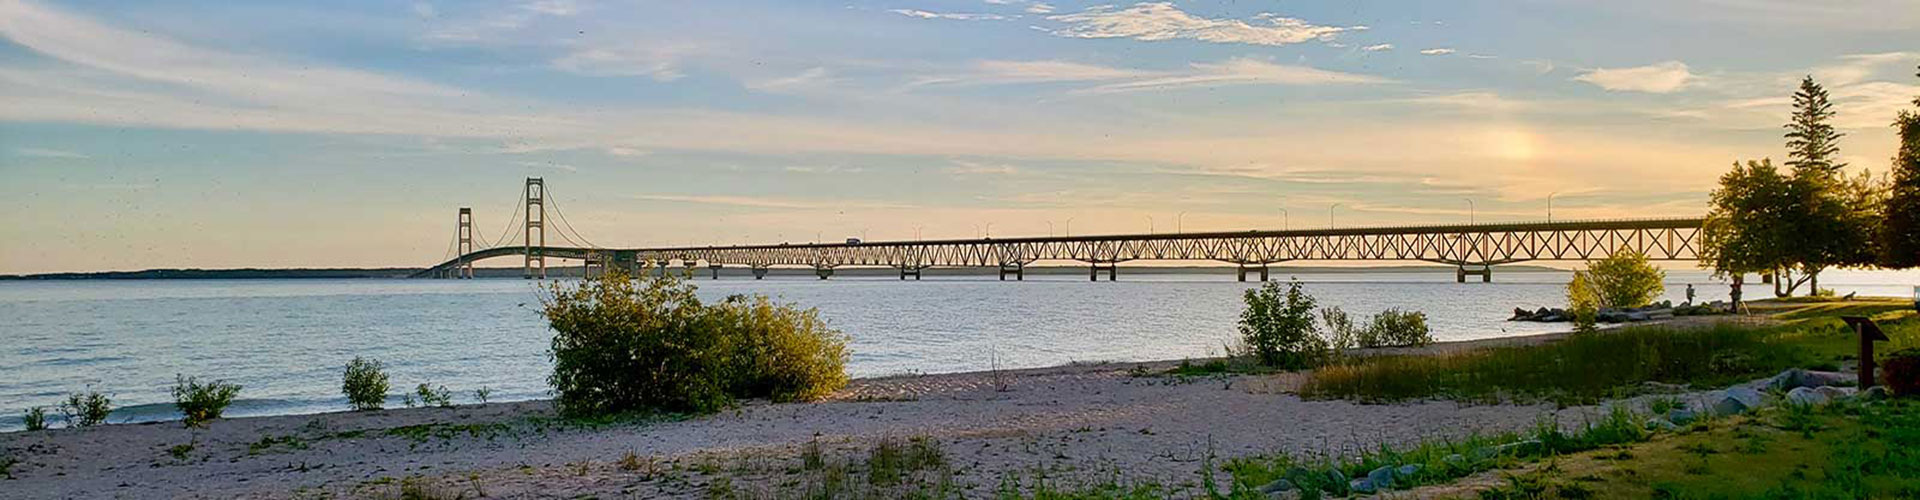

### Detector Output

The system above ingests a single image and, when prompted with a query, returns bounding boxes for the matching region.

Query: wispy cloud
[1077,58,1387,94]
[890,9,1008,21]
[945,159,1020,175]
[1419,48,1455,56]
[746,67,834,93]
[13,147,89,159]
[517,160,578,172]
[1574,61,1693,93]
[1046,2,1361,46]
[551,45,690,81]
[630,194,908,209]
[1361,43,1394,52]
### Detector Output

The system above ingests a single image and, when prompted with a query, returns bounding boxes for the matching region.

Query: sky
[1,0,1917,273]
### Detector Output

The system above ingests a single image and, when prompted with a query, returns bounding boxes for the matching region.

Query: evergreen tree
[1785,76,1846,176]
[1882,66,1920,269]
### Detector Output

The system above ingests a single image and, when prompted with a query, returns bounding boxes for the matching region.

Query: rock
[1714,387,1765,416]
[1814,386,1855,400]
[1669,408,1699,425]
[1443,453,1469,469]
[1626,311,1652,322]
[1861,386,1892,401]
[1786,386,1829,406]
[1396,464,1423,479]
[1645,417,1680,431]
[1766,369,1856,391]
[1647,309,1675,320]
[1367,465,1396,490]
[1257,478,1294,494]
[1349,478,1377,494]
[1511,308,1532,321]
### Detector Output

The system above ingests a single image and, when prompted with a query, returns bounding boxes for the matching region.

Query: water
[3,268,1915,431]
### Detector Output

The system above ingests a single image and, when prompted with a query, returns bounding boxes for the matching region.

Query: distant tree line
[1702,67,1920,296]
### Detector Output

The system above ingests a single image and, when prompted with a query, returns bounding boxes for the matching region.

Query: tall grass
[1302,323,1818,405]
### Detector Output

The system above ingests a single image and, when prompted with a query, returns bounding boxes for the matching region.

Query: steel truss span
[415,218,1704,281]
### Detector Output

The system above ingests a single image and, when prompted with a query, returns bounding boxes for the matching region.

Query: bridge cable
[485,183,529,249]
[544,188,601,249]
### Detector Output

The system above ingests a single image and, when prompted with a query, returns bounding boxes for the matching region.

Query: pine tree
[1882,66,1920,269]
[1785,76,1846,176]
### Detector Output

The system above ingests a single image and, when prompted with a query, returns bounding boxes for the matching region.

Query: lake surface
[3,268,1915,431]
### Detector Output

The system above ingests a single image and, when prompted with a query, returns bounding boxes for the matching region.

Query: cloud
[1813,51,1917,87]
[746,67,833,93]
[890,9,1008,21]
[1046,2,1360,46]
[946,159,1019,175]
[630,194,908,210]
[916,60,1152,87]
[13,147,89,159]
[420,0,581,43]
[519,0,578,16]
[1574,61,1693,93]
[1078,58,1386,94]
[517,160,578,172]
[603,146,649,157]
[1025,3,1055,14]
[1361,43,1393,52]
[551,46,688,81]
[1419,48,1455,56]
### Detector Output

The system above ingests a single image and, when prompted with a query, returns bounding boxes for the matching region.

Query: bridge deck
[415,217,1704,278]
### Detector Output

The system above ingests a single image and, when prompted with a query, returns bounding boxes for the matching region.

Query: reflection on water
[2,268,1914,430]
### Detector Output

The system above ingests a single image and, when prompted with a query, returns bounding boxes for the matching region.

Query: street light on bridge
[1145,215,1154,234]
[1464,198,1475,225]
[1177,211,1188,234]
[1547,191,1559,223]
[1330,203,1341,229]
[1278,208,1288,231]
[1065,217,1074,237]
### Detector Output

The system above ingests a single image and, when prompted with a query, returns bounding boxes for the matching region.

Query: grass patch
[1304,304,1919,405]
[1470,399,1920,499]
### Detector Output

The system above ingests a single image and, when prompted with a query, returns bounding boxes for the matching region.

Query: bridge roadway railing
[414,217,1704,279]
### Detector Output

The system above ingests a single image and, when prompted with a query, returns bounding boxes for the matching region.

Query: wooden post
[1843,316,1888,388]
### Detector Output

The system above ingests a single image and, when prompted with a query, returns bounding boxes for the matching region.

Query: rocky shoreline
[1508,300,1727,324]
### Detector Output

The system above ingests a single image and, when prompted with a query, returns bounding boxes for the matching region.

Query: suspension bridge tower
[524,177,547,279]
[456,207,474,279]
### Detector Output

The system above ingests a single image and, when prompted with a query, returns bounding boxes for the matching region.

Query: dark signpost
[1842,316,1888,388]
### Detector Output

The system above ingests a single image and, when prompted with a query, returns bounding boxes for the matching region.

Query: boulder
[1625,311,1652,322]
[1765,369,1855,391]
[1511,308,1532,321]
[1257,478,1294,494]
[1814,386,1856,400]
[1713,387,1765,416]
[1668,408,1699,425]
[1396,464,1423,479]
[1367,465,1396,490]
[1861,386,1892,401]
[1442,453,1469,470]
[1786,386,1829,406]
[1350,478,1377,494]
[1645,417,1680,431]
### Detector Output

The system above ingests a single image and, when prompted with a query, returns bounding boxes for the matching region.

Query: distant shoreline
[0,264,1572,281]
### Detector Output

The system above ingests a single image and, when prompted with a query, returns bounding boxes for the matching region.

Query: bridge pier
[709,264,722,279]
[899,266,922,280]
[1456,264,1492,283]
[1236,263,1269,282]
[752,266,769,280]
[998,263,1024,281]
[1090,262,1118,281]
[815,267,834,280]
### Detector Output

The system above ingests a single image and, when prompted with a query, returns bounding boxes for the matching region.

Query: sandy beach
[0,322,1746,500]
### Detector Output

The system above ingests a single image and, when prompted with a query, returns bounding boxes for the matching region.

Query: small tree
[1237,280,1325,369]
[1567,271,1601,333]
[342,357,390,411]
[59,390,111,427]
[546,272,735,416]
[1320,306,1360,357]
[1586,250,1666,309]
[22,407,47,431]
[172,375,242,427]
[710,294,850,403]
[1367,309,1433,347]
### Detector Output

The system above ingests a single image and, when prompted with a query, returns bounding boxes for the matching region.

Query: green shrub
[1884,348,1920,396]
[1364,308,1433,347]
[1568,271,1601,333]
[22,407,47,431]
[172,374,242,427]
[473,387,492,404]
[1586,250,1667,309]
[1320,306,1360,357]
[711,294,850,403]
[59,389,111,427]
[415,383,453,408]
[1237,279,1326,369]
[543,272,850,417]
[342,357,390,411]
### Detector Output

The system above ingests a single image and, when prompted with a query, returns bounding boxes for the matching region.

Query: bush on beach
[21,407,47,431]
[59,389,111,427]
[543,272,849,417]
[172,374,242,427]
[342,357,390,411]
